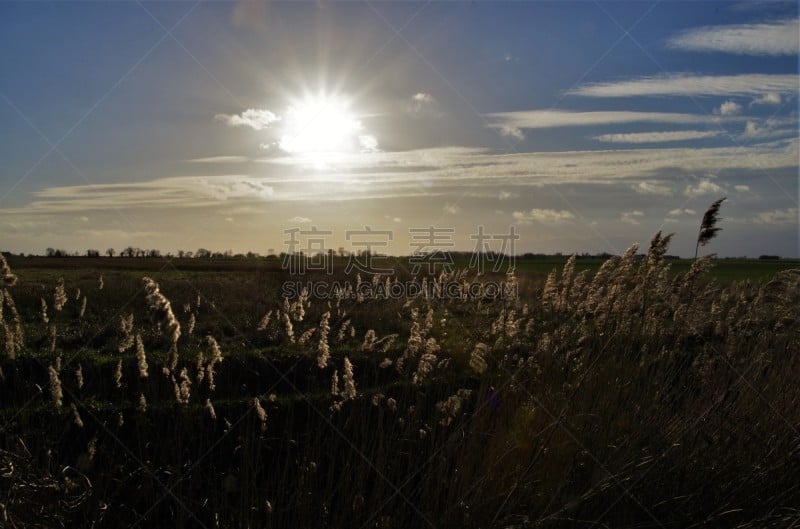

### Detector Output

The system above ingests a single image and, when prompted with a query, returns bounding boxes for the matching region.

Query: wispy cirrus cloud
[667,18,799,56]
[21,175,274,213]
[486,109,735,131]
[593,130,719,144]
[4,139,796,215]
[566,73,799,98]
[186,155,250,164]
[214,109,280,130]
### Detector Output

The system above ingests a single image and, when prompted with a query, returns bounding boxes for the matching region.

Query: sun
[278,94,377,168]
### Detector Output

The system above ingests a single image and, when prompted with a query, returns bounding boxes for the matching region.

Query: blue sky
[0,1,797,257]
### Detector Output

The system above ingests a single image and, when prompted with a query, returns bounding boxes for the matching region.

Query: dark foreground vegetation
[0,239,798,528]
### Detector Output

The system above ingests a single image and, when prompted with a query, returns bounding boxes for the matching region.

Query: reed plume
[48,362,63,407]
[53,278,67,311]
[695,197,726,259]
[317,311,331,368]
[142,277,181,369]
[0,254,17,287]
[135,334,148,378]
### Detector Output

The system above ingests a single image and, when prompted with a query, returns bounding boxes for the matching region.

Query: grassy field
[1,247,799,528]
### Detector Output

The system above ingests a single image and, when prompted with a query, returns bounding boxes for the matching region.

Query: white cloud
[715,100,742,116]
[409,92,438,116]
[751,92,782,106]
[487,109,733,130]
[567,73,798,98]
[287,216,312,224]
[634,181,673,196]
[9,139,797,213]
[499,125,525,140]
[513,208,575,225]
[14,175,274,213]
[621,210,645,225]
[214,109,280,130]
[740,119,796,140]
[753,208,798,224]
[667,208,696,216]
[594,130,719,144]
[667,19,799,56]
[186,155,250,164]
[443,203,460,214]
[684,179,724,198]
[359,134,379,152]
[499,191,514,200]
[734,184,750,192]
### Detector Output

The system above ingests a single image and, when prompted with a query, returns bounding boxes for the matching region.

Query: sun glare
[278,95,376,168]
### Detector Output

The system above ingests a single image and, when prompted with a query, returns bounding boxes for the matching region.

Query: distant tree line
[23,248,788,260]
[42,247,265,259]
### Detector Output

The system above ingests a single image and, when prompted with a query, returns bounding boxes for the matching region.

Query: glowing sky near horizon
[0,1,797,257]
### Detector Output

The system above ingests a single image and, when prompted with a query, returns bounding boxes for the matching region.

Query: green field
[1,251,799,528]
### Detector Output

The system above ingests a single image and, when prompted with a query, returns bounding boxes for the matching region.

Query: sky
[0,0,798,258]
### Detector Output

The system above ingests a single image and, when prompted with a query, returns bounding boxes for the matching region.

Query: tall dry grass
[0,233,797,528]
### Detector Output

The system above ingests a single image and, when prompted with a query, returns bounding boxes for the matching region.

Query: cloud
[751,92,782,106]
[8,139,797,213]
[409,92,438,116]
[740,119,796,140]
[266,138,796,197]
[753,208,798,225]
[684,179,724,198]
[621,210,645,225]
[287,216,312,224]
[13,175,274,213]
[566,73,799,98]
[359,134,379,152]
[214,109,280,130]
[443,203,460,214]
[593,130,720,144]
[667,18,799,56]
[487,109,734,131]
[633,181,673,196]
[715,100,742,116]
[186,156,250,164]
[734,184,750,192]
[412,92,435,104]
[499,191,514,200]
[667,208,696,216]
[499,125,525,140]
[513,208,575,225]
